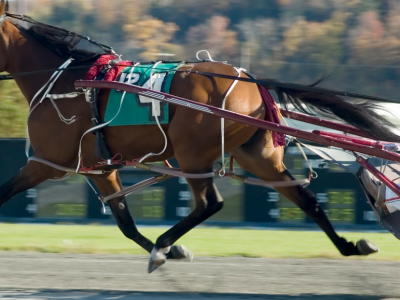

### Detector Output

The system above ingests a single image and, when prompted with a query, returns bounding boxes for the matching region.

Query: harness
[21,54,309,204]
[0,12,116,172]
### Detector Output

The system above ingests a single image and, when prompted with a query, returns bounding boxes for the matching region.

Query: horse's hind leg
[88,170,192,259]
[274,171,377,255]
[0,161,61,207]
[231,129,378,256]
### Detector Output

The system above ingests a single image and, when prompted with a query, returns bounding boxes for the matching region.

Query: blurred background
[3,3,400,299]
[1,0,400,229]
[3,0,400,136]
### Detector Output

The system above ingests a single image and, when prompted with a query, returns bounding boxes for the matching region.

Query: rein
[181,70,400,103]
[0,61,188,81]
[0,65,94,81]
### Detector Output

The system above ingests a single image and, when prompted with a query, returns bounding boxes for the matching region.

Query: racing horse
[0,0,397,272]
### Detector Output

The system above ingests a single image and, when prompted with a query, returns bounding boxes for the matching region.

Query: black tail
[273,86,400,143]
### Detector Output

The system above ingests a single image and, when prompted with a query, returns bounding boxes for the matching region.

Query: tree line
[1,0,400,137]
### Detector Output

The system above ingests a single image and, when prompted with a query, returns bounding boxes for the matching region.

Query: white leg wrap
[149,246,171,262]
[148,246,171,273]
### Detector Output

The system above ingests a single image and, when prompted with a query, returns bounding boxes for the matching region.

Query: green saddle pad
[104,62,184,126]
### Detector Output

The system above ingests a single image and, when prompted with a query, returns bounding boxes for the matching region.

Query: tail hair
[274,87,400,143]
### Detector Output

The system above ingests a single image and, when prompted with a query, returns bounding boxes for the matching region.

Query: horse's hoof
[356,239,379,255]
[148,257,166,273]
[170,244,194,261]
[148,246,170,273]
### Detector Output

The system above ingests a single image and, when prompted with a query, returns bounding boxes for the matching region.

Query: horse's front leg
[0,160,61,207]
[89,170,192,259]
[149,176,222,273]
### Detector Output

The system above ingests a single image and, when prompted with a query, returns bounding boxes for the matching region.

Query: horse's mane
[25,24,101,61]
[6,13,113,62]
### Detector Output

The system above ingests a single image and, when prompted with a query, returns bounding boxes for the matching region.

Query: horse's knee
[209,200,224,214]
[191,201,224,225]
[194,196,224,216]
[191,180,224,215]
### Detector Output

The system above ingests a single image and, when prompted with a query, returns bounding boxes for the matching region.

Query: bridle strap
[0,64,95,81]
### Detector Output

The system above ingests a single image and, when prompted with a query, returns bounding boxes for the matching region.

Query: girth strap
[88,87,113,160]
[86,65,113,160]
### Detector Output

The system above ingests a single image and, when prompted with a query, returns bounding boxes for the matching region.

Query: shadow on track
[0,289,389,300]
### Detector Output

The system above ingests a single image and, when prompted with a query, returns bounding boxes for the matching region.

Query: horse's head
[0,0,10,71]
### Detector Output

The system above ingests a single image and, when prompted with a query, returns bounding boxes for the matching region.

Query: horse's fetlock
[196,200,207,212]
[337,237,357,256]
[210,201,224,213]
[155,237,171,250]
[198,200,223,213]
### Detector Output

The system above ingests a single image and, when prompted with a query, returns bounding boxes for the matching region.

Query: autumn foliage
[2,0,400,137]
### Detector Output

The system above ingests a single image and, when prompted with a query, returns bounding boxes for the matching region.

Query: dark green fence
[0,138,379,228]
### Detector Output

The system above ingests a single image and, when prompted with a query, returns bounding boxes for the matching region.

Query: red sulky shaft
[75,80,400,164]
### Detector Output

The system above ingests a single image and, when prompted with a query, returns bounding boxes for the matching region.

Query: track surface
[0,252,399,300]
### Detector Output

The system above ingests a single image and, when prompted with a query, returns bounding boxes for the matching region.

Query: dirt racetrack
[0,252,399,300]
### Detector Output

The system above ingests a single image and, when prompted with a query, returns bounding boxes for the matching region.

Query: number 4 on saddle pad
[104,62,185,126]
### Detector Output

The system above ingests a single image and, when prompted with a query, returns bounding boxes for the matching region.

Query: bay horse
[0,0,396,272]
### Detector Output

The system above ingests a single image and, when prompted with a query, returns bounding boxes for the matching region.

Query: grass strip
[0,223,399,260]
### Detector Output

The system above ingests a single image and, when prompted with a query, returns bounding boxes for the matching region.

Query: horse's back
[170,62,263,114]
[168,62,265,163]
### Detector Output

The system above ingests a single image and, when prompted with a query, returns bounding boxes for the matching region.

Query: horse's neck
[6,26,65,104]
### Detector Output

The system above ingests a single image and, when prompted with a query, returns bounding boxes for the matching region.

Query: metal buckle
[84,88,94,103]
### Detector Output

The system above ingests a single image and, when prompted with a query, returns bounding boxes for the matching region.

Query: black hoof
[356,239,379,255]
[337,237,379,256]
